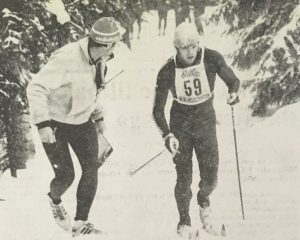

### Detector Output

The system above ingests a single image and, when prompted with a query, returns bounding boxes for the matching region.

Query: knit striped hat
[90,17,122,44]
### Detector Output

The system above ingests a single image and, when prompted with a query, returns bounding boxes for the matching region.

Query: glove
[227,92,239,105]
[38,126,56,143]
[164,133,180,156]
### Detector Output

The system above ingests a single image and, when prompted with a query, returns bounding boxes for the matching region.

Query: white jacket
[27,37,104,125]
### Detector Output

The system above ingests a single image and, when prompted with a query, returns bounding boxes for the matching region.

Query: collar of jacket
[92,53,114,65]
[79,37,114,65]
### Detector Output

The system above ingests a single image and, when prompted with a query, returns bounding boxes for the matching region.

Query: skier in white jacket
[27,17,122,237]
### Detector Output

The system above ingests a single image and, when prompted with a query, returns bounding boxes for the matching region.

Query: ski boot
[199,205,225,236]
[177,222,199,239]
[48,196,71,231]
[72,220,102,237]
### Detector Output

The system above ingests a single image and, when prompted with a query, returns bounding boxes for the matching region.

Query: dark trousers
[43,120,98,221]
[172,120,219,225]
[193,9,204,34]
[175,11,186,26]
[158,12,167,33]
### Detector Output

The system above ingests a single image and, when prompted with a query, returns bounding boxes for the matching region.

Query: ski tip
[221,224,226,237]
[194,230,199,239]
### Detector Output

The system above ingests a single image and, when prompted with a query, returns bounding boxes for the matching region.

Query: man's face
[90,42,117,60]
[177,42,198,65]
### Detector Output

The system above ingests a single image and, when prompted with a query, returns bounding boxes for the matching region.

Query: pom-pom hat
[90,17,122,44]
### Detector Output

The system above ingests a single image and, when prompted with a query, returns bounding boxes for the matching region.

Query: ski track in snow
[0,9,299,240]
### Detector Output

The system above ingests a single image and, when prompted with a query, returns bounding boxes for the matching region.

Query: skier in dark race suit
[152,22,240,237]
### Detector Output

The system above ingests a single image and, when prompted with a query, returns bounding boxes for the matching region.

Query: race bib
[174,63,212,105]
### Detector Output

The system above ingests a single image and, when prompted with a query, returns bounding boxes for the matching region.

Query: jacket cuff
[94,117,104,122]
[91,112,103,121]
[36,120,51,130]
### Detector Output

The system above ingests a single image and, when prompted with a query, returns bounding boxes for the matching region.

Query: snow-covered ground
[0,9,299,240]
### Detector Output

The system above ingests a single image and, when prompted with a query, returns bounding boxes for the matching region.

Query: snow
[30,17,45,31]
[8,29,22,38]
[0,90,9,98]
[0,9,299,240]
[45,0,71,25]
[289,5,300,31]
[2,8,23,21]
[3,36,20,48]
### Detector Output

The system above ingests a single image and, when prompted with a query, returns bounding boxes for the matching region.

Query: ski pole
[104,70,124,86]
[98,70,124,92]
[231,106,245,220]
[130,149,165,176]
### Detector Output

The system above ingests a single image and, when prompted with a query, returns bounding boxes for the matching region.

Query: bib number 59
[184,78,202,96]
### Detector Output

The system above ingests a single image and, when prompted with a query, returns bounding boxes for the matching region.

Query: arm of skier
[26,53,68,142]
[214,51,240,104]
[152,69,180,156]
[152,69,170,138]
[92,94,105,133]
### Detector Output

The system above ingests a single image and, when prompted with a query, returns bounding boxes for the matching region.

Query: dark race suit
[153,47,240,226]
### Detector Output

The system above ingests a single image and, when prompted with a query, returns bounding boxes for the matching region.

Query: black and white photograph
[0,0,299,239]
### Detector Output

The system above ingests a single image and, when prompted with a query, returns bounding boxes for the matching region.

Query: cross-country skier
[27,17,123,237]
[152,22,240,236]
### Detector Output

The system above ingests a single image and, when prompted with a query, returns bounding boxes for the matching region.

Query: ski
[221,224,226,236]
[201,223,226,237]
[177,229,200,240]
[192,230,199,240]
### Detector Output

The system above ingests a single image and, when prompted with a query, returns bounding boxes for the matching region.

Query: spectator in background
[173,0,192,26]
[192,0,205,33]
[182,0,192,23]
[127,0,145,39]
[157,0,170,35]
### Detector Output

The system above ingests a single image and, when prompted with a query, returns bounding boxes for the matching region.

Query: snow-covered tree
[0,0,145,176]
[210,0,300,116]
[0,0,72,176]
